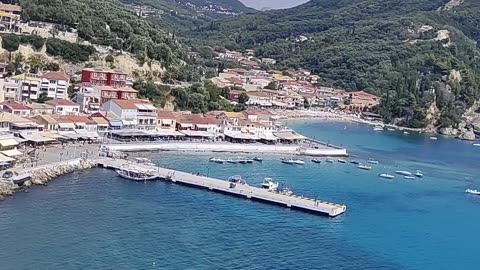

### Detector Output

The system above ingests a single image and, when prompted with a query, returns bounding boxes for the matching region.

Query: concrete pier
[97,158,346,217]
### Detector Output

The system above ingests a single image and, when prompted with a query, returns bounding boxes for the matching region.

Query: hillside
[189,0,480,129]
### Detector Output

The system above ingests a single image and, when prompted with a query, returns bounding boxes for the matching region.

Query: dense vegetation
[188,0,480,128]
[18,0,181,68]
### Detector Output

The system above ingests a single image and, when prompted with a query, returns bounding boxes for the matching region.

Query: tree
[37,92,53,103]
[238,92,249,104]
[264,81,277,90]
[105,54,114,63]
[45,62,60,71]
[303,97,310,108]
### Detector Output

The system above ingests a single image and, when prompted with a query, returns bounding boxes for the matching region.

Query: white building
[102,99,157,130]
[40,71,70,100]
[46,99,80,115]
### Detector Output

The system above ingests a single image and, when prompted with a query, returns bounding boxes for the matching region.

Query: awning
[258,132,278,141]
[0,153,14,162]
[122,119,138,125]
[180,130,214,138]
[155,129,185,137]
[42,132,64,139]
[58,123,75,129]
[109,121,123,127]
[273,132,306,141]
[224,131,259,140]
[1,148,23,157]
[0,139,19,147]
[20,133,55,143]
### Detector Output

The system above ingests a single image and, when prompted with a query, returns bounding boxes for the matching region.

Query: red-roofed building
[102,99,157,130]
[0,101,31,116]
[40,71,70,100]
[75,83,138,113]
[349,91,380,111]
[46,99,80,115]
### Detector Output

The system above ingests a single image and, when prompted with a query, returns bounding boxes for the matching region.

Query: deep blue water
[1,121,479,270]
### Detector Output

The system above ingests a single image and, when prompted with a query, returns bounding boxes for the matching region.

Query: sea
[0,120,479,270]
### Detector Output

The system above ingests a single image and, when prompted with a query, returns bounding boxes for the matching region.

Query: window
[49,80,57,84]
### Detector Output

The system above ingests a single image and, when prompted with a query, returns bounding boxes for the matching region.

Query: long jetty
[97,158,346,217]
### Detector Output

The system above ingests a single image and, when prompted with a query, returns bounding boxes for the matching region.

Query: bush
[2,34,20,52]
[105,54,114,63]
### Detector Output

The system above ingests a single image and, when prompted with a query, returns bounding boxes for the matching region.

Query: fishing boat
[326,158,334,163]
[465,189,480,195]
[395,170,412,176]
[337,159,347,163]
[350,160,360,165]
[261,178,279,192]
[312,159,321,163]
[115,168,158,181]
[379,173,395,179]
[414,171,424,178]
[367,159,379,164]
[253,157,263,162]
[357,165,372,170]
[429,136,438,140]
[404,176,415,180]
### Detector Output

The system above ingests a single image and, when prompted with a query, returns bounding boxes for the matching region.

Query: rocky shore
[0,159,98,200]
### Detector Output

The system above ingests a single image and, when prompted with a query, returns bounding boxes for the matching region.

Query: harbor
[97,157,347,217]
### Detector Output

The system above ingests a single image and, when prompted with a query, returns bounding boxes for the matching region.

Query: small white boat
[228,175,248,185]
[116,169,157,181]
[281,159,295,165]
[293,159,305,165]
[404,176,416,180]
[337,159,347,163]
[253,157,263,162]
[387,128,395,131]
[209,158,225,164]
[403,131,410,135]
[473,143,480,147]
[373,126,384,131]
[246,159,254,164]
[261,178,279,192]
[281,187,293,196]
[395,170,412,176]
[358,165,372,170]
[465,189,480,195]
[414,171,424,178]
[312,159,321,164]
[429,136,438,140]
[326,158,334,163]
[379,173,395,179]
[226,159,238,164]
[367,159,379,164]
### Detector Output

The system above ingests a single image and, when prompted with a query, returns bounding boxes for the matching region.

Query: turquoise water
[1,121,479,269]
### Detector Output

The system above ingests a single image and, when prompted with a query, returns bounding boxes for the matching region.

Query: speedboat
[337,159,347,163]
[350,160,360,165]
[357,165,372,170]
[116,169,157,181]
[281,159,295,165]
[379,173,395,179]
[403,131,410,135]
[253,157,263,162]
[465,189,480,195]
[293,159,305,165]
[429,136,438,140]
[414,171,424,178]
[395,170,412,176]
[367,159,379,164]
[261,178,279,192]
[312,159,321,163]
[404,176,415,180]
[326,158,334,163]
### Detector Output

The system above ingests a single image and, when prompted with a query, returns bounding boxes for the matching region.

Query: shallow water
[0,121,479,269]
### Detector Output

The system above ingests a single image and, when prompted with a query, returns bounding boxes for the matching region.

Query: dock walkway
[97,158,346,217]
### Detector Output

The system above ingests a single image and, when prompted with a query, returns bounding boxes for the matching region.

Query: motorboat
[387,128,395,131]
[293,159,305,165]
[414,171,424,178]
[281,187,294,196]
[395,170,412,176]
[357,165,372,170]
[253,157,263,162]
[209,158,225,164]
[465,189,480,195]
[226,159,238,164]
[326,158,334,163]
[473,143,480,147]
[228,175,248,185]
[373,126,384,131]
[238,159,248,164]
[134,157,155,166]
[116,169,158,181]
[403,131,410,135]
[312,159,321,163]
[281,158,295,165]
[404,176,415,180]
[367,159,379,164]
[350,160,360,165]
[246,159,254,164]
[261,178,279,192]
[379,173,395,179]
[337,159,347,163]
[429,136,438,140]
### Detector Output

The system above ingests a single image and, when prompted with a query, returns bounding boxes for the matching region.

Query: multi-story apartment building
[40,71,70,100]
[81,68,128,88]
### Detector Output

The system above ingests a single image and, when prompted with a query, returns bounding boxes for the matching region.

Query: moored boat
[337,159,347,163]
[115,169,158,181]
[350,160,360,165]
[387,128,395,131]
[228,175,248,185]
[253,157,263,162]
[357,165,372,170]
[209,158,225,164]
[379,173,395,179]
[465,189,480,195]
[373,126,384,131]
[430,136,438,140]
[312,159,321,163]
[326,158,334,163]
[404,176,415,180]
[293,159,305,165]
[226,159,238,164]
[403,131,410,135]
[246,159,254,164]
[367,159,379,164]
[281,158,295,165]
[261,178,279,192]
[473,143,480,147]
[414,171,424,178]
[395,170,412,176]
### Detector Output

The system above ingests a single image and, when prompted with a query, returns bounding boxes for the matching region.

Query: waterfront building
[0,101,31,117]
[102,99,157,130]
[75,83,138,112]
[25,103,55,115]
[46,99,80,116]
[156,111,180,137]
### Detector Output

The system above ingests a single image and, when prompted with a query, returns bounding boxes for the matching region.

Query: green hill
[189,0,480,129]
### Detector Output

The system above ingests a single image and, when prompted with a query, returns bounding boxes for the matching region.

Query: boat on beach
[395,170,412,176]
[115,168,158,181]
[337,159,347,163]
[379,173,395,179]
[261,178,279,192]
[465,189,480,195]
[357,165,372,170]
[312,159,321,163]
